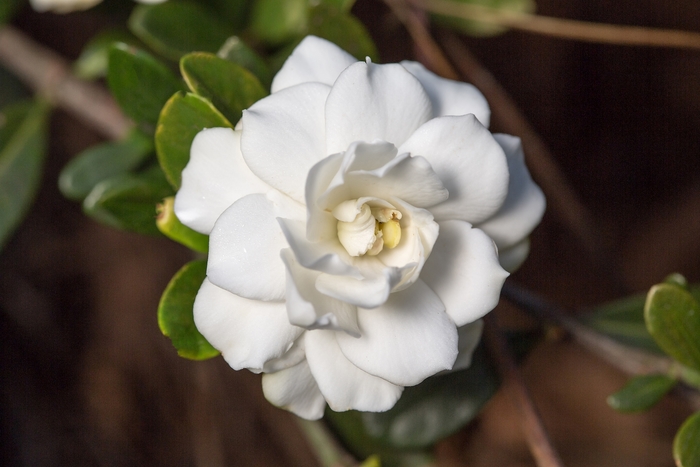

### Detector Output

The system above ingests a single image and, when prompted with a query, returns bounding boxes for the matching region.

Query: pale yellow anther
[371,207,402,223]
[335,200,403,256]
[380,219,402,249]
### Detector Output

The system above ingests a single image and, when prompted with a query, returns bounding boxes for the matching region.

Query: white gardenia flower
[29,0,165,14]
[174,36,546,420]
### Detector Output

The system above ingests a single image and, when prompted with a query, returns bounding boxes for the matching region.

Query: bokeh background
[2,0,700,465]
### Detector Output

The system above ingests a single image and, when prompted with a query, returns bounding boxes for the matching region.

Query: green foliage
[156,196,209,253]
[58,130,153,201]
[675,411,700,467]
[74,30,141,80]
[606,374,677,413]
[217,37,273,88]
[107,43,185,130]
[0,65,29,110]
[82,166,174,236]
[155,92,232,189]
[158,260,219,360]
[0,100,49,250]
[0,0,23,24]
[645,282,700,372]
[308,4,379,61]
[320,0,356,11]
[432,0,536,37]
[249,0,308,45]
[180,52,268,125]
[195,0,252,31]
[129,1,235,61]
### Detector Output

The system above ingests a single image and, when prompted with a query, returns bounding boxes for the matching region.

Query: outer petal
[421,220,509,327]
[497,237,531,273]
[400,60,491,127]
[193,279,303,372]
[175,128,272,234]
[325,61,433,154]
[262,360,326,420]
[336,280,458,386]
[241,83,330,203]
[476,134,546,250]
[451,320,484,372]
[305,152,345,242]
[271,36,357,93]
[208,192,304,301]
[399,115,509,223]
[305,331,403,412]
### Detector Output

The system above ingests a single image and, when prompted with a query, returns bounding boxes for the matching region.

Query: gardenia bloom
[174,36,545,419]
[29,0,165,13]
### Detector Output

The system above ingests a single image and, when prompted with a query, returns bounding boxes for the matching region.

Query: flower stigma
[333,200,402,257]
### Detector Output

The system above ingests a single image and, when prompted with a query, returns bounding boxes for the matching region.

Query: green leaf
[645,283,700,371]
[158,260,219,360]
[107,43,185,130]
[0,100,49,250]
[308,5,379,61]
[674,411,700,467]
[320,0,356,12]
[217,36,273,88]
[83,166,174,235]
[156,196,209,253]
[156,92,233,189]
[606,374,677,413]
[180,52,267,125]
[194,0,252,31]
[432,0,536,37]
[129,1,235,61]
[74,30,141,80]
[0,0,23,24]
[58,130,153,201]
[0,65,29,110]
[249,0,308,45]
[664,272,688,288]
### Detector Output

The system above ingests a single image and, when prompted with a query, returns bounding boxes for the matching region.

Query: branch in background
[0,25,131,140]
[411,0,700,50]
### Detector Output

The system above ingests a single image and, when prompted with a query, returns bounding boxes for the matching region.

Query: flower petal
[421,220,509,326]
[399,115,509,223]
[336,279,458,386]
[208,192,304,301]
[193,279,303,372]
[175,128,272,234]
[325,61,432,154]
[476,133,546,250]
[400,61,490,126]
[305,330,403,412]
[271,36,357,93]
[241,82,331,203]
[262,337,307,373]
[262,360,326,420]
[497,237,531,273]
[451,320,484,372]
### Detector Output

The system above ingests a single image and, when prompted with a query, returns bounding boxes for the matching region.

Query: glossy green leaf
[156,92,232,189]
[432,0,536,37]
[83,166,174,235]
[156,196,209,253]
[645,283,700,371]
[308,5,379,61]
[664,272,688,288]
[158,260,219,360]
[195,0,252,31]
[674,411,700,467]
[58,130,153,201]
[249,0,308,45]
[0,100,49,250]
[129,1,235,61]
[217,36,273,88]
[107,43,184,130]
[606,374,676,413]
[180,52,267,124]
[74,30,141,80]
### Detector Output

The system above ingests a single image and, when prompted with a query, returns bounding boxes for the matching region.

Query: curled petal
[497,237,531,273]
[452,320,484,372]
[262,337,307,373]
[175,128,271,234]
[305,152,345,242]
[336,280,458,386]
[421,221,509,327]
[193,279,303,372]
[305,331,403,412]
[262,360,326,420]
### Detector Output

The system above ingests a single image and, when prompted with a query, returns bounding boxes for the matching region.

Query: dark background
[2,0,700,465]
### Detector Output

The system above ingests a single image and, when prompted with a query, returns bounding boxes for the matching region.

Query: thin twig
[410,0,700,50]
[0,25,131,140]
[483,314,566,467]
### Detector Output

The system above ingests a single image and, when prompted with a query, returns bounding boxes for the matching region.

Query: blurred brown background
[2,0,700,465]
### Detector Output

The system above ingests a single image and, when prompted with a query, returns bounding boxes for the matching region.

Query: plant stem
[296,419,360,467]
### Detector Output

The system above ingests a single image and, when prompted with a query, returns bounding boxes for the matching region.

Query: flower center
[333,200,402,257]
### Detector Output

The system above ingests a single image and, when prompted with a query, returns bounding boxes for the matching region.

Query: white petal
[497,237,531,273]
[476,134,546,250]
[207,192,304,301]
[175,128,272,234]
[451,320,484,372]
[193,279,303,372]
[281,248,361,337]
[262,337,307,373]
[325,61,432,154]
[400,60,491,127]
[305,331,403,412]
[399,115,509,223]
[305,152,345,243]
[262,360,326,420]
[271,36,357,93]
[336,280,458,386]
[421,221,509,327]
[241,82,330,203]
